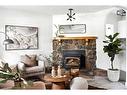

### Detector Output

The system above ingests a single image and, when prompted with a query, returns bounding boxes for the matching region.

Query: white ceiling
[0,6,117,15]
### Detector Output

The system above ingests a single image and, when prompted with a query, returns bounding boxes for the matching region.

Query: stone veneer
[53,37,97,75]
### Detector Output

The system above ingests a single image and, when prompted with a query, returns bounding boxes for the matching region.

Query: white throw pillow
[38,60,45,67]
[18,62,25,71]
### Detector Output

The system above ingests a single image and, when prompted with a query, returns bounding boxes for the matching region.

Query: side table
[44,74,70,89]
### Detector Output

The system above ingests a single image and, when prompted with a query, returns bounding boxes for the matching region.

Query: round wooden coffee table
[44,74,70,89]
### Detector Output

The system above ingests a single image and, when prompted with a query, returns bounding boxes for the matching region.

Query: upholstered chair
[17,54,45,78]
[70,77,88,90]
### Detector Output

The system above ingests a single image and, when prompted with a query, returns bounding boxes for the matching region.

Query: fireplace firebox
[62,50,85,69]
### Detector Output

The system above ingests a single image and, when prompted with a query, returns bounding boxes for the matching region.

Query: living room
[0,5,127,90]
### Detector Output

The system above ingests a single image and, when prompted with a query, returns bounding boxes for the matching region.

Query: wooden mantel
[53,36,97,40]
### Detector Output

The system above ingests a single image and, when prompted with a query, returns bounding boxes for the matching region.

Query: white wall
[53,7,124,70]
[117,20,127,71]
[0,8,52,67]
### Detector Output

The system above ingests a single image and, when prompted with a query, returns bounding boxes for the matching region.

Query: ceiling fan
[67,8,76,21]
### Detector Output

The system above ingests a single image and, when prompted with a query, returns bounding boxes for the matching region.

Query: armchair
[70,77,88,89]
[17,54,45,78]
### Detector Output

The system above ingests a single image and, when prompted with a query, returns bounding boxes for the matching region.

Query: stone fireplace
[53,37,97,75]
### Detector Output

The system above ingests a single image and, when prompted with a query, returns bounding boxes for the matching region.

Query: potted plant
[103,32,122,82]
[0,62,27,88]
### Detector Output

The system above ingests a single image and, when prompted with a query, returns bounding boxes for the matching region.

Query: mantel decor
[5,25,38,50]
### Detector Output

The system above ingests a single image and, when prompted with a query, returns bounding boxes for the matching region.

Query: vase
[51,66,56,77]
[57,65,61,77]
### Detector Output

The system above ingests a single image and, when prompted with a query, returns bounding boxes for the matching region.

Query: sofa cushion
[25,66,44,73]
[38,60,45,67]
[21,54,38,67]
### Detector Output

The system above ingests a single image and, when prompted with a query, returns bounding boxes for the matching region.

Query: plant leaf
[0,79,8,83]
[105,35,111,40]
[7,66,12,73]
[1,61,5,66]
[113,33,119,41]
[0,71,15,79]
[3,63,8,72]
[103,41,109,43]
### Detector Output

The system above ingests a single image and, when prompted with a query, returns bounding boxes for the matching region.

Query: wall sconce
[117,9,126,16]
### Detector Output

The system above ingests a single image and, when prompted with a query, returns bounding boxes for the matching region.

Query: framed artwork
[5,25,38,50]
[59,24,86,34]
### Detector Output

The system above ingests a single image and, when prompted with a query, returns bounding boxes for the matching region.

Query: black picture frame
[5,25,38,50]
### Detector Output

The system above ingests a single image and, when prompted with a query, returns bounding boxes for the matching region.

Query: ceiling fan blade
[67,13,70,16]
[67,18,69,20]
[72,13,75,16]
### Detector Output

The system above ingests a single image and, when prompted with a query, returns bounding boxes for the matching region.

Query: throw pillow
[21,54,38,67]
